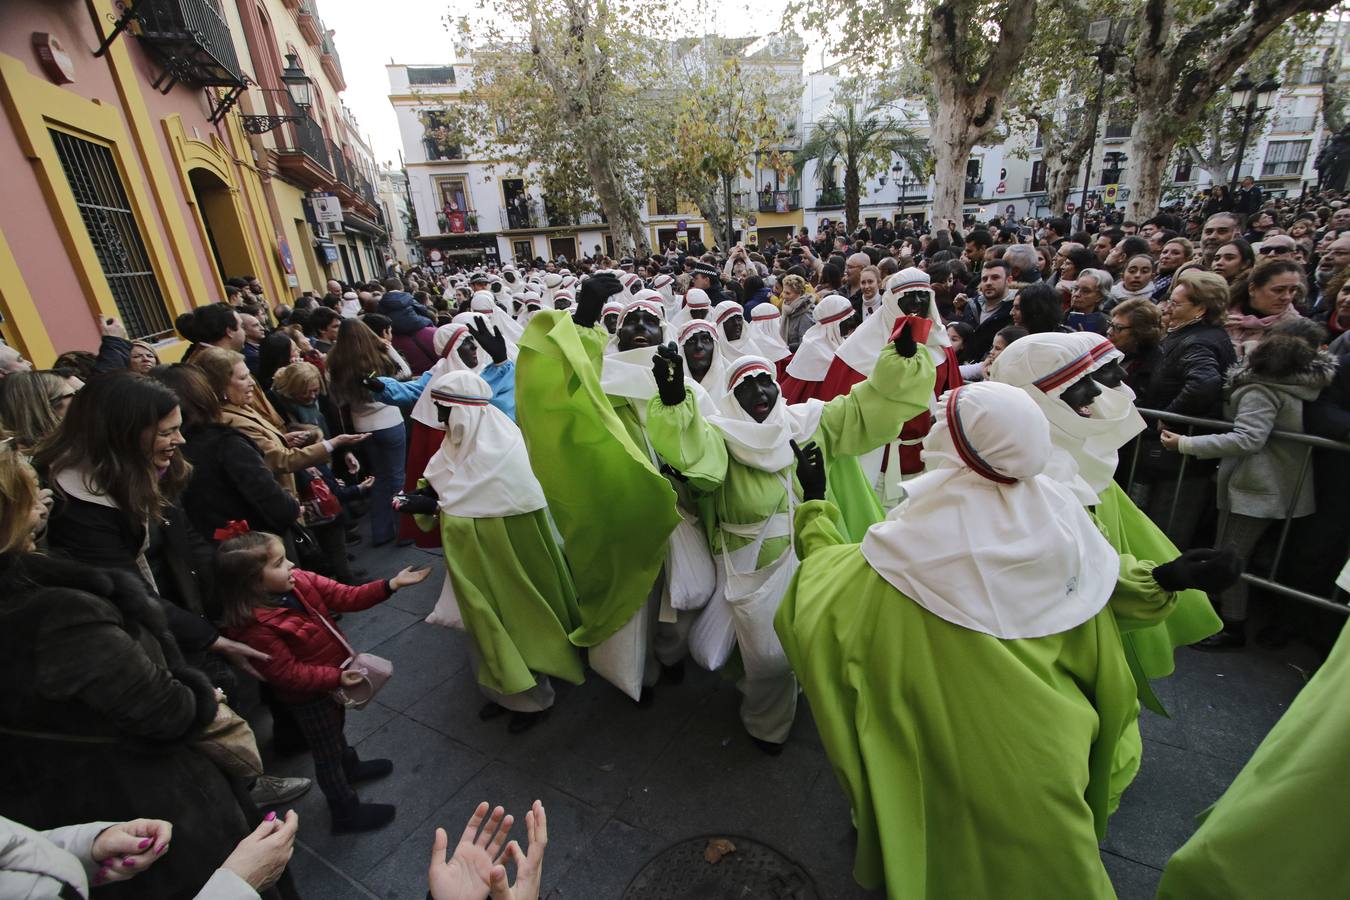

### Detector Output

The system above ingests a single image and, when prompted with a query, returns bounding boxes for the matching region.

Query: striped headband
[652,274,673,287]
[678,320,717,341]
[621,299,664,322]
[715,306,743,325]
[819,306,854,326]
[439,325,470,359]
[888,280,933,296]
[750,306,780,320]
[431,388,490,407]
[1032,342,1115,394]
[946,387,1016,485]
[727,359,773,393]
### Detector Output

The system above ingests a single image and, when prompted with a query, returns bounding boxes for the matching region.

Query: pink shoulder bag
[302,599,393,710]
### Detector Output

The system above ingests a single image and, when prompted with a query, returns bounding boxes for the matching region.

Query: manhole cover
[623,834,820,899]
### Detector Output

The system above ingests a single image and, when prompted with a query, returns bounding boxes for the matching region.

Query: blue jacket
[743,287,774,316]
[378,291,433,335]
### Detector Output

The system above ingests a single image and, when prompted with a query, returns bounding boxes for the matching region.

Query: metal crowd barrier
[1119,407,1350,615]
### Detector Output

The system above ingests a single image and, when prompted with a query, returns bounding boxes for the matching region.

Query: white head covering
[705,355,826,472]
[747,304,791,362]
[600,297,676,393]
[785,295,853,382]
[676,319,726,390]
[516,292,542,327]
[860,382,1119,639]
[424,371,546,517]
[601,298,626,320]
[712,300,753,364]
[471,290,524,343]
[837,268,949,375]
[671,287,713,326]
[989,331,1145,502]
[652,273,678,319]
[411,324,483,429]
[339,291,361,319]
[552,289,574,311]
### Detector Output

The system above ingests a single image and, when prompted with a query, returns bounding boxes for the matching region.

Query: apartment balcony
[296,0,323,47]
[1271,115,1316,134]
[964,180,984,200]
[757,189,801,213]
[1104,122,1133,141]
[435,209,481,234]
[273,104,332,189]
[816,187,844,208]
[319,30,345,91]
[135,0,245,88]
[1023,176,1048,193]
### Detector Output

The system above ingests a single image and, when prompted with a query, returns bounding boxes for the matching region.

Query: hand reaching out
[1159,428,1181,451]
[575,273,624,328]
[390,565,432,590]
[792,440,826,501]
[652,342,685,406]
[428,802,515,900]
[468,317,509,365]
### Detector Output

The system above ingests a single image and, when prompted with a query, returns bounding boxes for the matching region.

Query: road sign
[308,192,342,224]
[1103,184,1119,204]
[677,219,687,230]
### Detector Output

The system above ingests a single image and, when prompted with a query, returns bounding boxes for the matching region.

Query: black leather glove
[653,342,686,406]
[468,317,508,364]
[792,439,826,501]
[1152,547,1243,594]
[892,318,918,359]
[575,273,624,328]
[392,492,438,516]
[362,372,385,393]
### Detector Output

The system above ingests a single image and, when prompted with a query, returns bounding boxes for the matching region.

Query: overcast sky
[321,0,816,166]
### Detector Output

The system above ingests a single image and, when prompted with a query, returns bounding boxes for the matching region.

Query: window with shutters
[49,129,173,340]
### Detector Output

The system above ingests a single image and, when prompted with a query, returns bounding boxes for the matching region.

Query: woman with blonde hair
[778,273,815,352]
[0,371,77,454]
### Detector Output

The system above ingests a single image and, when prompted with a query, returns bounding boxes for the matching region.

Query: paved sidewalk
[258,539,1321,899]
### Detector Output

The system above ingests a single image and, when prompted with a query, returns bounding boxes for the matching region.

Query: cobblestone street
[255,539,1319,899]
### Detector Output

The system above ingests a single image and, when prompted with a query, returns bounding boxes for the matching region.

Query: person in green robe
[1156,617,1350,900]
[645,319,935,753]
[515,275,727,704]
[394,369,583,733]
[774,382,1242,899]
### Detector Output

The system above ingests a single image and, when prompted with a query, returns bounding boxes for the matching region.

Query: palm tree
[796,97,930,233]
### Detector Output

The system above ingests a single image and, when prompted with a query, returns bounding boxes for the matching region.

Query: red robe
[791,346,962,476]
[397,420,445,547]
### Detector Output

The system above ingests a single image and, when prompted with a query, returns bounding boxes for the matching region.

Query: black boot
[1195,622,1246,651]
[659,659,685,686]
[507,709,549,734]
[330,797,396,834]
[342,747,393,784]
[751,736,785,757]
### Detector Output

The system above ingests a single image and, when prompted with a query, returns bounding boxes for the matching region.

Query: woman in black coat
[0,445,248,899]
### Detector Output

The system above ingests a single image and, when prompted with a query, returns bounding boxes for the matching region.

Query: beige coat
[218,402,329,497]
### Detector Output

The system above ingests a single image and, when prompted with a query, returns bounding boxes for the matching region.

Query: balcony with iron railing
[134,0,245,89]
[319,29,345,91]
[1271,115,1317,133]
[296,0,323,46]
[1024,176,1048,193]
[328,141,349,186]
[964,180,984,200]
[816,186,844,208]
[272,95,332,188]
[756,189,801,213]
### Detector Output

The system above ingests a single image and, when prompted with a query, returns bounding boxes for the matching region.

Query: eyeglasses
[1258,245,1294,255]
[1107,322,1132,333]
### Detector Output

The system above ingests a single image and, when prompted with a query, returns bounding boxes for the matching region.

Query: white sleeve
[194,867,262,900]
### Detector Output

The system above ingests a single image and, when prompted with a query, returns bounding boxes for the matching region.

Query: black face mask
[436,403,452,425]
[734,373,780,423]
[1060,375,1103,417]
[554,299,572,310]
[616,310,662,350]
[690,307,708,320]
[603,313,619,335]
[722,315,744,342]
[1090,360,1127,389]
[457,335,479,368]
[839,311,862,338]
[897,290,930,317]
[682,332,715,382]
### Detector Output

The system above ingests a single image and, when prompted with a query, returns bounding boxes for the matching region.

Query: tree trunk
[929,102,975,230]
[844,165,861,233]
[581,140,646,255]
[1127,108,1176,220]
[1047,157,1080,217]
[693,186,725,256]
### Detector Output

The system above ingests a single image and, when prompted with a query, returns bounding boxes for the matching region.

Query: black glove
[653,342,685,406]
[792,439,826,501]
[575,273,624,328]
[392,492,438,516]
[892,318,918,359]
[362,372,385,393]
[1152,547,1244,594]
[468,317,508,365]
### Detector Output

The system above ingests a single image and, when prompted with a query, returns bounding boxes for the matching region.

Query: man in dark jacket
[1234,176,1263,218]
[959,259,1015,363]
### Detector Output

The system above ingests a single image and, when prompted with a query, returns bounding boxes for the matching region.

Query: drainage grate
[623,834,819,899]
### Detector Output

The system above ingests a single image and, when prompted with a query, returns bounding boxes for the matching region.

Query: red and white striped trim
[715,305,743,325]
[1032,343,1113,394]
[430,389,490,407]
[727,359,773,392]
[819,306,854,326]
[750,305,780,320]
[677,320,717,341]
[888,280,933,296]
[946,387,1016,485]
[440,325,470,359]
[621,298,664,322]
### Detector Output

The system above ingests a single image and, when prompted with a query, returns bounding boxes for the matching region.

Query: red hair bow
[213,520,251,541]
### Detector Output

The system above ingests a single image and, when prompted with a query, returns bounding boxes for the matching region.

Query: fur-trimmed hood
[1224,348,1338,401]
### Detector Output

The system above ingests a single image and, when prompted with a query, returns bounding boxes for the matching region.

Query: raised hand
[428,802,515,900]
[892,318,918,358]
[575,273,624,328]
[468,317,508,365]
[652,342,685,406]
[792,439,826,501]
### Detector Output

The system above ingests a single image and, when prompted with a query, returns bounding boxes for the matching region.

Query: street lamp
[1228,72,1281,190]
[232,53,317,133]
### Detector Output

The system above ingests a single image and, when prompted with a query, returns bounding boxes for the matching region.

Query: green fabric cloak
[515,311,680,646]
[1156,624,1350,900]
[776,500,1176,899]
[416,505,584,696]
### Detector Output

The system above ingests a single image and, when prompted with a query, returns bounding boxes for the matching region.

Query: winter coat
[224,570,390,704]
[377,291,434,335]
[1178,351,1338,518]
[0,553,249,899]
[743,286,775,316]
[781,294,815,352]
[218,401,330,498]
[180,423,300,542]
[1141,320,1238,418]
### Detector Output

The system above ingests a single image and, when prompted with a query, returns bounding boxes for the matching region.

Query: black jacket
[1139,321,1237,418]
[962,299,1014,364]
[180,423,301,541]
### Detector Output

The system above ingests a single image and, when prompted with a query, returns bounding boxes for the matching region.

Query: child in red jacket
[216,531,430,833]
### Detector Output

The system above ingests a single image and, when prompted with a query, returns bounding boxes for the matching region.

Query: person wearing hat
[776,381,1240,898]
[646,319,935,752]
[710,300,753,368]
[778,295,858,405]
[670,287,713,326]
[515,276,721,705]
[746,304,792,380]
[690,261,722,303]
[396,370,583,733]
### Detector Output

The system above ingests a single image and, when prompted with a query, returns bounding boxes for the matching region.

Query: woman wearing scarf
[816,269,963,503]
[746,304,792,380]
[991,332,1233,801]
[778,294,855,404]
[397,371,583,733]
[646,324,935,753]
[775,382,1235,899]
[515,278,725,705]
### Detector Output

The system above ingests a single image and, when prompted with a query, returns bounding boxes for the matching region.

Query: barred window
[49,130,174,340]
[1263,140,1310,177]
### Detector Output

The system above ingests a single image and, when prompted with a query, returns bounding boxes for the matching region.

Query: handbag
[193,701,264,779]
[289,522,328,571]
[301,596,393,710]
[299,467,342,526]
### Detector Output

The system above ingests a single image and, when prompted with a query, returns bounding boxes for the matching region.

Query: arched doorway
[189,168,253,284]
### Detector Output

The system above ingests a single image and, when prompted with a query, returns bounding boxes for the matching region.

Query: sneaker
[331,800,396,834]
[250,774,312,807]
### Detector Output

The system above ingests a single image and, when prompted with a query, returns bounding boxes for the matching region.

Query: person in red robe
[779,294,857,404]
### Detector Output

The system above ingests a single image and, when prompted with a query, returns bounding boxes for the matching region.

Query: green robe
[646,346,937,567]
[515,311,685,646]
[776,500,1177,900]
[1156,624,1350,900]
[1094,481,1223,712]
[416,505,584,697]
